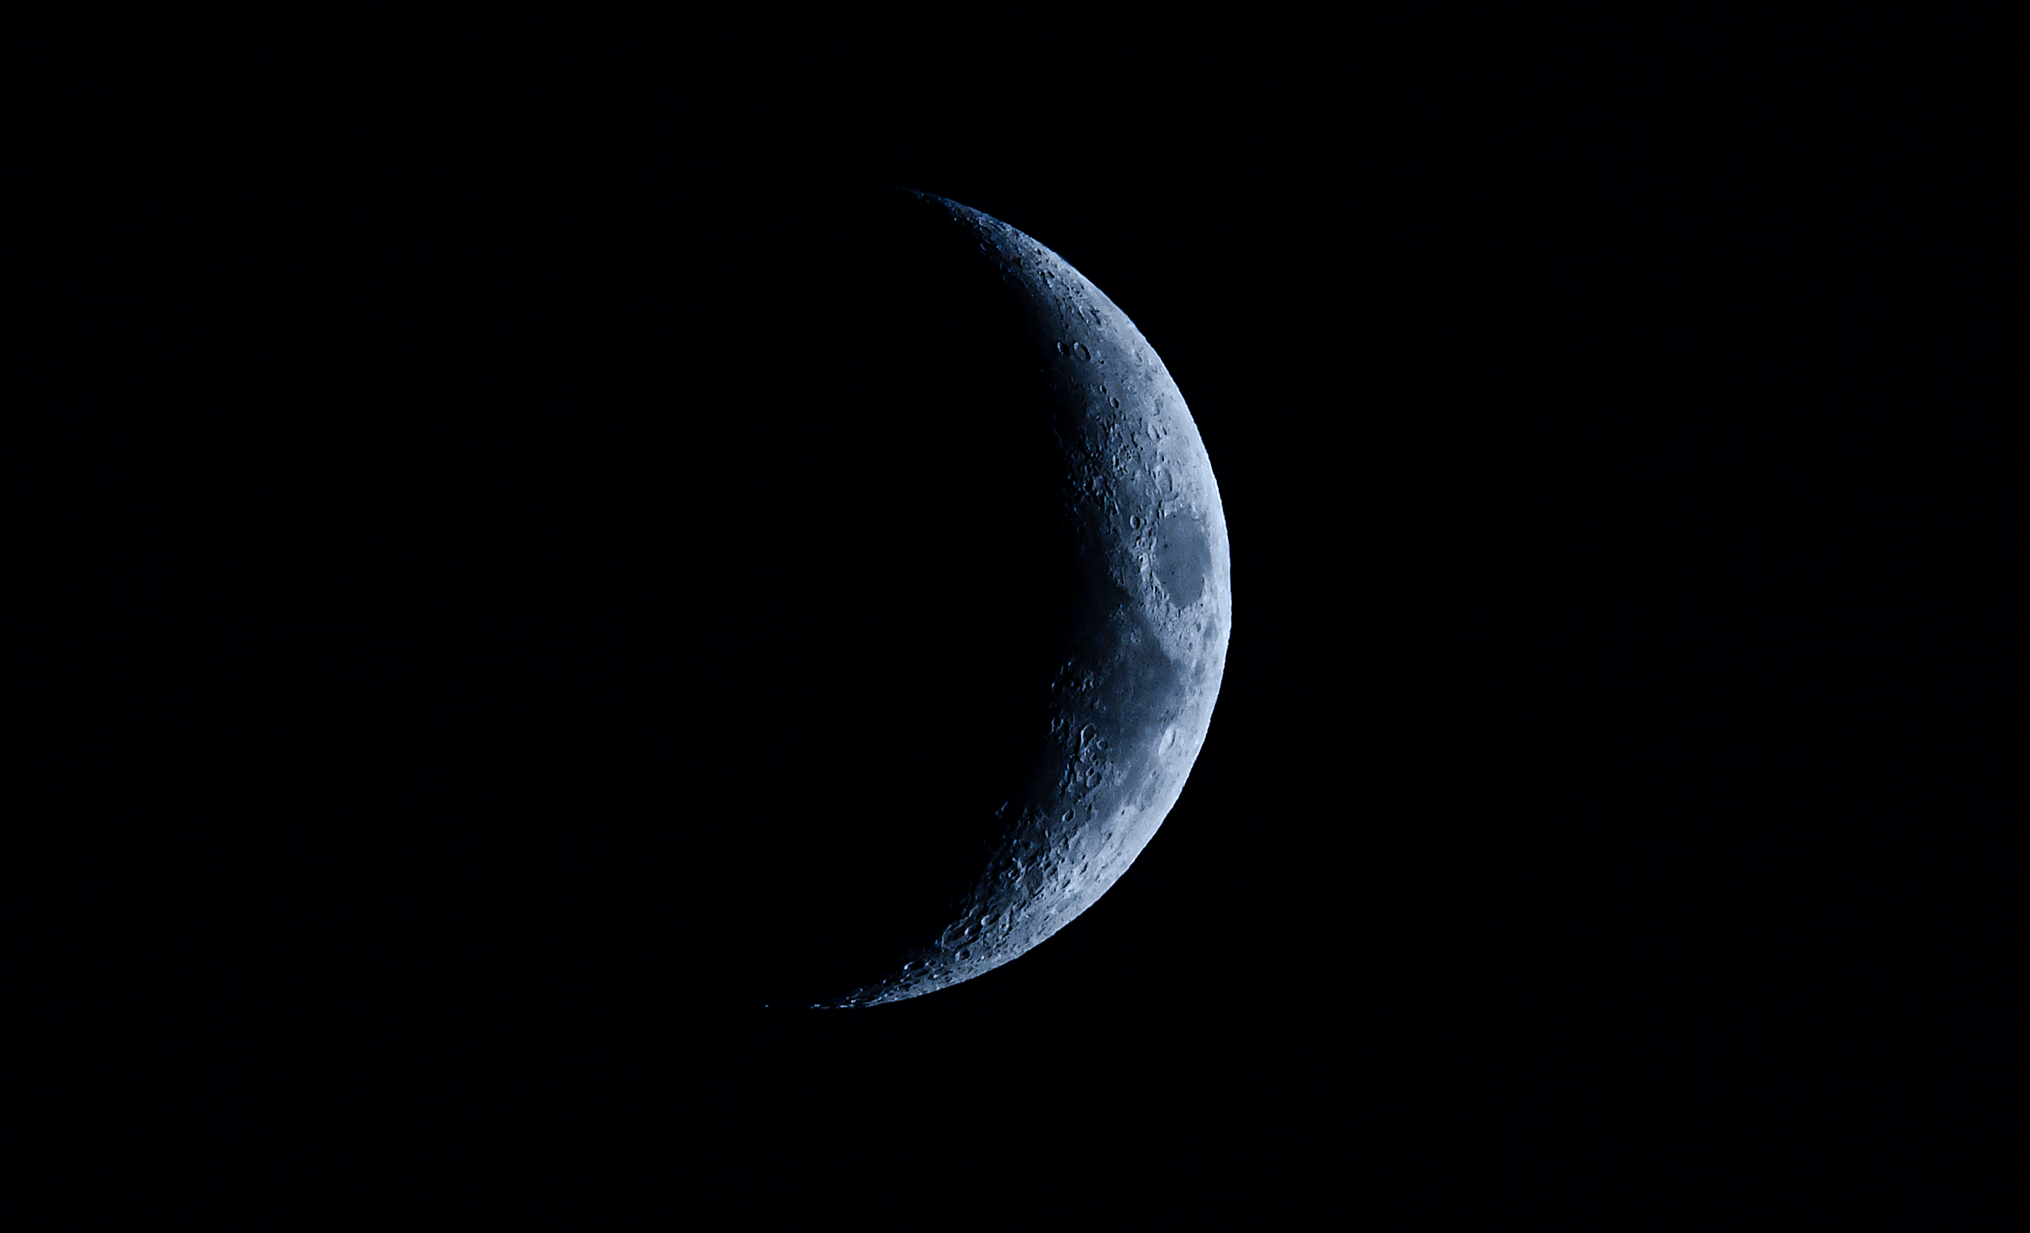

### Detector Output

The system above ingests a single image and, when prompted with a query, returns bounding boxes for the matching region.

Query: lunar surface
[765,191,1232,1008]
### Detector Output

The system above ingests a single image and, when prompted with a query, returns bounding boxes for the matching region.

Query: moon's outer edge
[821,195,1231,1008]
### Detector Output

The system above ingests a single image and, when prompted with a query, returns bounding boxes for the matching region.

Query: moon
[102,167,1224,1025]
[761,190,1231,1008]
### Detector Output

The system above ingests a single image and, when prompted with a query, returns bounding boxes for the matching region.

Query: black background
[38,33,2000,1214]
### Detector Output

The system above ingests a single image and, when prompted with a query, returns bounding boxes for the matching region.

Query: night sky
[53,51,1991,1213]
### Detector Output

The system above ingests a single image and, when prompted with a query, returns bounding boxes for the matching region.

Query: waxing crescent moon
[765,191,1232,1008]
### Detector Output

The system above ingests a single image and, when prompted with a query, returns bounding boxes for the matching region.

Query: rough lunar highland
[819,194,1232,1008]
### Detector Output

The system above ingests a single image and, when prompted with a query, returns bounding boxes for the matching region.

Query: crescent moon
[802,193,1232,1008]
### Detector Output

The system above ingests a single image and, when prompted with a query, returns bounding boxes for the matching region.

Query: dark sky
[64,57,1988,1211]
